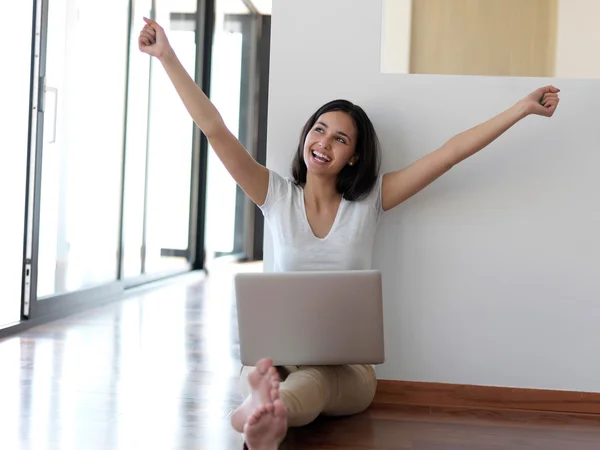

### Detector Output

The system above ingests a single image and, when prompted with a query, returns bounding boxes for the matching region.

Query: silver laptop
[234,270,385,366]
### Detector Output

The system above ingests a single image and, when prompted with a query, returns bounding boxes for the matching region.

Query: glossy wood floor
[2,262,600,449]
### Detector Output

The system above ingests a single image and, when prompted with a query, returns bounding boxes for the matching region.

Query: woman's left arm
[381,85,560,211]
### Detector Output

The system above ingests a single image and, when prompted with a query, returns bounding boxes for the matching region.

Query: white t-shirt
[259,170,385,272]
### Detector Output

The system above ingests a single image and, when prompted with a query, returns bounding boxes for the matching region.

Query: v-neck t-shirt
[259,170,385,272]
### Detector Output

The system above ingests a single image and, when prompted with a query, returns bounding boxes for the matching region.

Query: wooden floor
[2,262,600,449]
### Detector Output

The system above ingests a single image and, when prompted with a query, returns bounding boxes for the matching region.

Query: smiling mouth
[311,150,331,164]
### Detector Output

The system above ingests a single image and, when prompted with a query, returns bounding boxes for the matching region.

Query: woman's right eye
[314,127,323,133]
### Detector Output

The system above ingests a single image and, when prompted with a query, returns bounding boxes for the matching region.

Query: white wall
[265,0,600,392]
[555,0,600,78]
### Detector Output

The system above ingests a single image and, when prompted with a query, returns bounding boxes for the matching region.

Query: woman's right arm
[139,17,268,206]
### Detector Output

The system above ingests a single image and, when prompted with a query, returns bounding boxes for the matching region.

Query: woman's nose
[318,137,332,150]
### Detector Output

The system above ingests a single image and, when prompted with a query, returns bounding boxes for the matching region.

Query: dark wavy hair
[291,99,381,201]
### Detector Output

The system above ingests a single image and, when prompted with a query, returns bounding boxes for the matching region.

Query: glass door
[204,0,258,267]
[36,0,130,298]
[0,0,36,326]
[122,0,198,280]
[37,0,129,298]
[2,0,213,330]
[143,0,198,275]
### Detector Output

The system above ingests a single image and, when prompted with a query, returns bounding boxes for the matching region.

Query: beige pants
[239,364,377,427]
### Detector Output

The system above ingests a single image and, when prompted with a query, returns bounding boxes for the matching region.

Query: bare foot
[231,358,280,432]
[244,399,288,450]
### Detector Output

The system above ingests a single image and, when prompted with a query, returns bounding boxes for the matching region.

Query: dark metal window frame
[252,14,270,261]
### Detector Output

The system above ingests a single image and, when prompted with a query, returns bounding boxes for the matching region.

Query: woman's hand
[138,17,172,60]
[516,85,561,118]
[381,86,561,211]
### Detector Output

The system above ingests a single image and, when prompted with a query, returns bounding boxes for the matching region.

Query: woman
[138,18,560,449]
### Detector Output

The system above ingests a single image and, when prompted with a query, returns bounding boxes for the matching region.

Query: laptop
[234,270,385,366]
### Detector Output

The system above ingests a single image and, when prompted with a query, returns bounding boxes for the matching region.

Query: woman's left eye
[336,137,346,144]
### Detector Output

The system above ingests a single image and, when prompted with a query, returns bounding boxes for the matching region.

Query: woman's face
[303,111,358,177]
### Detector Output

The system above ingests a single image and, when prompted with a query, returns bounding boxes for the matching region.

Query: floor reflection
[0,263,257,450]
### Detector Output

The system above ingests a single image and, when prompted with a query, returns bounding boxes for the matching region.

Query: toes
[268,368,280,390]
[246,414,257,427]
[270,385,280,401]
[249,359,274,388]
[264,403,275,414]
[267,366,279,381]
[256,358,273,375]
[273,399,287,418]
[247,405,267,426]
[244,416,256,431]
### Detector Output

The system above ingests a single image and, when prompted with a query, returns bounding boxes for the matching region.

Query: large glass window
[204,0,256,266]
[0,0,35,325]
[1,0,268,327]
[143,0,198,274]
[37,0,130,297]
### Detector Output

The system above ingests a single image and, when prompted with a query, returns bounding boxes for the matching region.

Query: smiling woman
[137,15,560,448]
[291,99,381,203]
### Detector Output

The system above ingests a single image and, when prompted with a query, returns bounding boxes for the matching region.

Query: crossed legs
[236,361,377,429]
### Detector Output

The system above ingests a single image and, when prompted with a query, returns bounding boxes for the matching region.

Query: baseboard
[374,380,600,415]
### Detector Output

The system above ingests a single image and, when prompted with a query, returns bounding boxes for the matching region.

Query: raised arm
[381,86,561,211]
[139,18,269,206]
